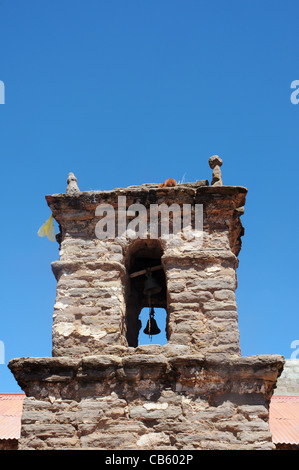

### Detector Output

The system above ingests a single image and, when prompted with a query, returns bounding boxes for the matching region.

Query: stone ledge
[9,353,284,402]
[46,184,247,200]
[46,185,248,221]
[51,259,127,280]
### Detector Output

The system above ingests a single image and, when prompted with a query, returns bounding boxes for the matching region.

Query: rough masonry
[9,157,285,450]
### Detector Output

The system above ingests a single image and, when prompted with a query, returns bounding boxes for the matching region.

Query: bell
[143,272,162,296]
[143,307,161,336]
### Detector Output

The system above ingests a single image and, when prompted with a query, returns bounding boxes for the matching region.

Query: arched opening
[125,240,168,347]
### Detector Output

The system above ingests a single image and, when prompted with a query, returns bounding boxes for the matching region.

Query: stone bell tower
[9,157,284,450]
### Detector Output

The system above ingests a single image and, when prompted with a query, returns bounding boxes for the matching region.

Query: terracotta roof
[0,393,25,440]
[269,395,299,445]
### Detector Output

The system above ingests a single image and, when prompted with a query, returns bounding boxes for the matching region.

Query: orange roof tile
[269,395,299,445]
[0,393,25,440]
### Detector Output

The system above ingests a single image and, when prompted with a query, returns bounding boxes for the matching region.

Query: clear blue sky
[1,1,298,392]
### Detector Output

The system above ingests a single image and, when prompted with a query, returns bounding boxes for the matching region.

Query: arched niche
[125,239,168,347]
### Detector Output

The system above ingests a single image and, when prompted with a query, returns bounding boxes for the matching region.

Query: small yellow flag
[37,214,56,242]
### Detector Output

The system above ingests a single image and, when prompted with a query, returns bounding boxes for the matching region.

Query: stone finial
[66,172,80,195]
[209,155,223,186]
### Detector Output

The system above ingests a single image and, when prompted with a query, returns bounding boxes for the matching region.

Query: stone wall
[274,359,299,395]
[47,184,247,357]
[9,352,284,450]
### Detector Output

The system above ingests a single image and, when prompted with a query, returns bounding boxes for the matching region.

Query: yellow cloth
[37,214,56,242]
